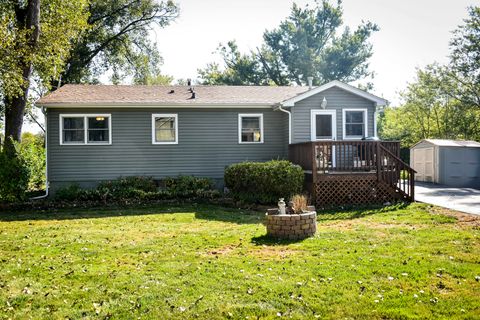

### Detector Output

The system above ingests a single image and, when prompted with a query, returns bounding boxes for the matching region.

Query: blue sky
[153,0,477,105]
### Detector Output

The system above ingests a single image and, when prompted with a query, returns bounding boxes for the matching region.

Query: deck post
[376,142,381,181]
[311,142,317,203]
[410,171,415,201]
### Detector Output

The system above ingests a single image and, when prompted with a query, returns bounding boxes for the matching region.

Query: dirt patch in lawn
[248,246,300,260]
[428,206,480,228]
[204,244,239,256]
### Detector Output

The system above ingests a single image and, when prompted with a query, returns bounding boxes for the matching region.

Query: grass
[0,203,479,319]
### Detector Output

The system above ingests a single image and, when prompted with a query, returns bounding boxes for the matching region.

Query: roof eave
[36,101,276,108]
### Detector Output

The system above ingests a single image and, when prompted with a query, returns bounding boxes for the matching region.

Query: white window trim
[238,113,264,144]
[152,113,178,145]
[342,108,368,140]
[59,114,112,145]
[310,109,337,141]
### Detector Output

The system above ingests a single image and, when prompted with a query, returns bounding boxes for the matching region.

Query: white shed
[410,139,480,188]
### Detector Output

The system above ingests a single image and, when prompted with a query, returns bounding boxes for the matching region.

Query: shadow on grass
[194,209,263,225]
[250,234,307,246]
[316,202,409,221]
[0,203,260,224]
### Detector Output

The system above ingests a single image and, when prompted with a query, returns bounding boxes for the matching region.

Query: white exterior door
[310,110,336,141]
[311,110,337,168]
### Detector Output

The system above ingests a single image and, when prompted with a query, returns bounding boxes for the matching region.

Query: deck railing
[288,140,415,201]
[288,140,401,173]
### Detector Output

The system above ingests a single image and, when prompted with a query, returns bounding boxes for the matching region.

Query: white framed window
[152,114,178,144]
[310,109,337,141]
[59,114,111,145]
[238,113,263,144]
[342,108,368,140]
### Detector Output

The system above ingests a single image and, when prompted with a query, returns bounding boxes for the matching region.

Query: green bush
[163,175,214,197]
[55,176,220,202]
[224,160,304,204]
[20,133,46,191]
[0,149,31,203]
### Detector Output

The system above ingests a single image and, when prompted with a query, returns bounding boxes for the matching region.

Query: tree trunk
[3,0,40,156]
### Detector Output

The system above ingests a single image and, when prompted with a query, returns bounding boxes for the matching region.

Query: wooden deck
[288,141,415,207]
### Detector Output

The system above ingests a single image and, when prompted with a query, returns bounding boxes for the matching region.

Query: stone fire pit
[265,207,317,240]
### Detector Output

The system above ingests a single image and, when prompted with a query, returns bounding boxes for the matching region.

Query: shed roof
[413,139,480,148]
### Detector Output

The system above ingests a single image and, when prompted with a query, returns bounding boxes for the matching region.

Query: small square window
[239,114,263,143]
[152,114,178,144]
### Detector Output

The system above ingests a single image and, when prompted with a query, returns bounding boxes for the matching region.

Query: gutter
[29,106,49,200]
[273,104,292,144]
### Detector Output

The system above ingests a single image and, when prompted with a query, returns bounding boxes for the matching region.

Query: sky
[25,0,477,133]
[152,0,476,103]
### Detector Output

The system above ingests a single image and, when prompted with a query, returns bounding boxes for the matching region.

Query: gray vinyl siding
[438,146,480,188]
[47,107,288,191]
[291,87,376,143]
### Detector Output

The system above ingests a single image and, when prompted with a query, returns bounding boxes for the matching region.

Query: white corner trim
[310,109,337,141]
[238,113,264,144]
[282,80,388,107]
[152,113,179,145]
[342,108,368,140]
[59,113,112,146]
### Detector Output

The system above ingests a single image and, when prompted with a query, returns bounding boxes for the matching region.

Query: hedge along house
[36,80,415,206]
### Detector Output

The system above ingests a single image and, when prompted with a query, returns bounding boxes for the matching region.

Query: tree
[1,0,89,154]
[379,6,480,146]
[198,1,378,86]
[54,0,178,87]
[379,66,480,146]
[447,6,480,108]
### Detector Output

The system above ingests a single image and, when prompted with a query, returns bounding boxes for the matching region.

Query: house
[410,139,480,188]
[36,80,415,206]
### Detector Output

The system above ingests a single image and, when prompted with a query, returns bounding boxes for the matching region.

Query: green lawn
[0,203,479,319]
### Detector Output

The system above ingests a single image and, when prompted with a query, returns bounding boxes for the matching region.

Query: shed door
[413,147,434,182]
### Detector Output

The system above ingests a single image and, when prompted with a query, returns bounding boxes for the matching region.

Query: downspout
[30,106,49,200]
[275,104,292,144]
[373,103,378,138]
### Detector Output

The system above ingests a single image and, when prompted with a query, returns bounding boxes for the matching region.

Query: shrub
[20,133,46,191]
[224,160,304,204]
[0,149,31,203]
[163,175,214,197]
[54,175,220,202]
[55,183,86,201]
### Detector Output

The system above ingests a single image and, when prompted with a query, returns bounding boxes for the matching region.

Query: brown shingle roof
[37,84,310,106]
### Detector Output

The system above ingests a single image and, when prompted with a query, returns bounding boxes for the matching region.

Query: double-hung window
[238,114,263,143]
[152,114,178,144]
[60,114,111,145]
[343,109,367,139]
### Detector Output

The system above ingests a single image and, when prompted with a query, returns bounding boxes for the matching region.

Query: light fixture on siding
[321,97,327,109]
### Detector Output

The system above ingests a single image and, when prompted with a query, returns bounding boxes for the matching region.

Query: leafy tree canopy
[56,0,178,87]
[0,0,89,98]
[1,0,89,153]
[198,1,378,86]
